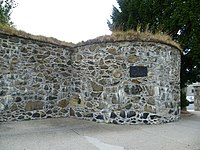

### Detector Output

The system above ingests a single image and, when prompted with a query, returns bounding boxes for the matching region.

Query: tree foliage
[109,0,200,86]
[108,0,200,109]
[0,0,16,25]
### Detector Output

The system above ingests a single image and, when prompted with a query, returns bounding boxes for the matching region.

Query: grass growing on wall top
[0,23,181,50]
[78,30,181,51]
[113,30,181,49]
[0,24,75,47]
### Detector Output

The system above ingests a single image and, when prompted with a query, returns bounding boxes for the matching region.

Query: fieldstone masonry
[0,32,181,124]
[0,33,72,121]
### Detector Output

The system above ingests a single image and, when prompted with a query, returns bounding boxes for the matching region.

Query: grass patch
[77,30,181,50]
[0,24,181,50]
[0,24,75,47]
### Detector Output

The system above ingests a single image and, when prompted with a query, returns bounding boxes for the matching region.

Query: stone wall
[70,41,181,124]
[0,32,181,124]
[0,33,72,121]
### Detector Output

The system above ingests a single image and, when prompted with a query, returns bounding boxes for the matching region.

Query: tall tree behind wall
[0,0,16,25]
[108,0,200,109]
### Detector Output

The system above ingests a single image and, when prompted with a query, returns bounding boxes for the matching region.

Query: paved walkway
[0,111,200,150]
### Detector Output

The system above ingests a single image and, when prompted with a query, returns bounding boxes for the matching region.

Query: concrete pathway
[0,111,200,150]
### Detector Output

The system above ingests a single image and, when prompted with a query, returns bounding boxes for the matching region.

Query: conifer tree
[108,0,200,109]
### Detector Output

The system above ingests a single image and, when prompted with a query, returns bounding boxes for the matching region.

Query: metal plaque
[130,66,148,78]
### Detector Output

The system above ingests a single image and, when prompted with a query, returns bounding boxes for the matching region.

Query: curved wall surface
[0,32,181,124]
[71,41,181,124]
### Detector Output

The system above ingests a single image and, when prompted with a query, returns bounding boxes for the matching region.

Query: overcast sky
[11,0,118,43]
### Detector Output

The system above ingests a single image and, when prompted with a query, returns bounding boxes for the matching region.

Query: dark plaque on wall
[130,66,148,78]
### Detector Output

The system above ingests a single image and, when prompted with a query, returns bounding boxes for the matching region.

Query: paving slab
[0,111,200,150]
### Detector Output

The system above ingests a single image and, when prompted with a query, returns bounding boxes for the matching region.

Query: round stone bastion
[0,30,181,125]
[71,39,181,125]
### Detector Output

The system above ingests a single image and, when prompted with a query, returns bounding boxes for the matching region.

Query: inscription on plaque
[130,66,148,78]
